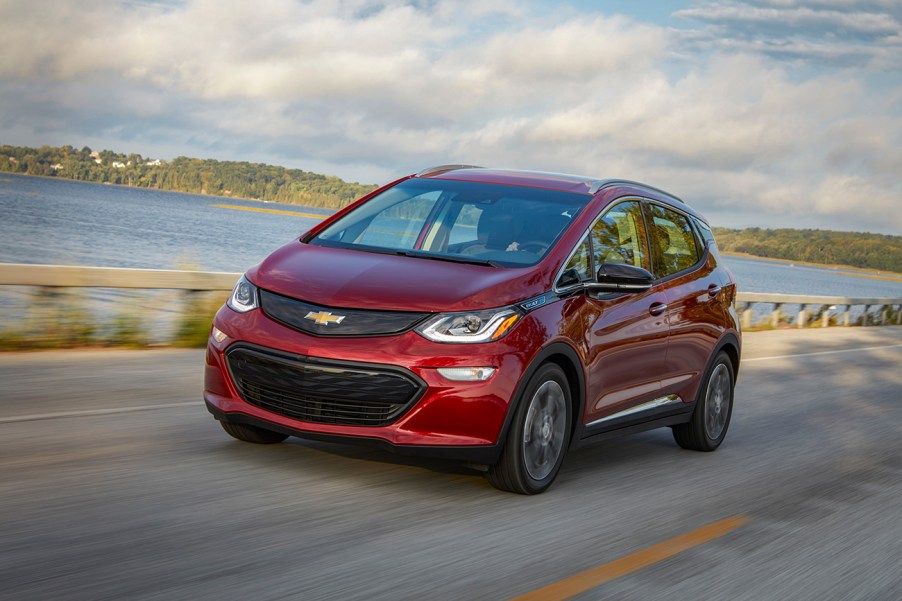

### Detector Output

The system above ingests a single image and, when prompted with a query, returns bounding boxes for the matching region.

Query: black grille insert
[226,345,425,426]
[259,289,429,337]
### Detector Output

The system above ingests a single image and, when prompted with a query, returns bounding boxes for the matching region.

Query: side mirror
[586,263,655,293]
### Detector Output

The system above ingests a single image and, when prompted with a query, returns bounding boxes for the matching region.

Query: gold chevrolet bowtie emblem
[304,310,346,325]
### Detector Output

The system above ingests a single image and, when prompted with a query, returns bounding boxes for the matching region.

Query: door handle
[649,302,667,316]
[707,284,721,297]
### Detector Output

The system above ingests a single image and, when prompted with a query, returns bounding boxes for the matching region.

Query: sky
[0,0,900,234]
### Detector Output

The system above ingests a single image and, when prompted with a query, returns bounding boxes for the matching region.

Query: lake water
[1,173,901,299]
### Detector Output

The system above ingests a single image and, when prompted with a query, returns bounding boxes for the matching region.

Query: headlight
[227,275,259,313]
[417,307,521,343]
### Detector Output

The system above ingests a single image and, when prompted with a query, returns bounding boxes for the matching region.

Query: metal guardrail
[0,263,240,291]
[736,292,902,328]
[0,263,900,328]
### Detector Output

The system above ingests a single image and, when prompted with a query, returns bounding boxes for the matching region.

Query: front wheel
[672,351,734,451]
[487,363,572,494]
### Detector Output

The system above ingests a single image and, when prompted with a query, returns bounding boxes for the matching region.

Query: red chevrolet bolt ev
[204,166,740,494]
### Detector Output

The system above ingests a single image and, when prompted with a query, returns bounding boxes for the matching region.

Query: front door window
[590,200,650,271]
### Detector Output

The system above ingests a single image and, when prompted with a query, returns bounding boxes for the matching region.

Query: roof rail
[588,179,684,203]
[415,164,483,178]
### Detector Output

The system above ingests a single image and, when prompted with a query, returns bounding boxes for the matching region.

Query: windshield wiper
[350,245,406,257]
[348,245,500,267]
[398,250,501,268]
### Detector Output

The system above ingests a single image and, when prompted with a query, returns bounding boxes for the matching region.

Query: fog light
[211,326,228,343]
[437,367,496,381]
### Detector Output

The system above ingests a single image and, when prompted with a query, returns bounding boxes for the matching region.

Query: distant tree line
[0,144,377,209]
[3,144,899,272]
[713,227,902,273]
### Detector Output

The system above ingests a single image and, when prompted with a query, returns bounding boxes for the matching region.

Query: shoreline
[720,251,902,280]
[0,171,343,213]
[2,173,899,278]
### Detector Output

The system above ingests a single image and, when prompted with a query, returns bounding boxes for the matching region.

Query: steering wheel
[517,240,550,254]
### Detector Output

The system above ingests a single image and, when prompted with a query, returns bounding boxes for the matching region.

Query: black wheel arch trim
[687,331,741,413]
[712,331,742,379]
[495,340,587,453]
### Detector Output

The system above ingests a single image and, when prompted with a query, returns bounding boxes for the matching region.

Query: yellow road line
[510,515,750,601]
[210,203,327,219]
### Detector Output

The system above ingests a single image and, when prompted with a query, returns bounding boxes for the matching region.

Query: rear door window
[645,204,702,278]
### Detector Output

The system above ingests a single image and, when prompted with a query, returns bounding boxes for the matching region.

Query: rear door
[644,202,723,405]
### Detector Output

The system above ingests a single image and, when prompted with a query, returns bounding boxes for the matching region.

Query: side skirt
[572,408,693,448]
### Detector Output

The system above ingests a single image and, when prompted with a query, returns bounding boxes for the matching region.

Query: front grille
[226,345,425,426]
[259,289,429,337]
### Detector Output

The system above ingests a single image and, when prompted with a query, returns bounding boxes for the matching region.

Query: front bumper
[205,400,503,463]
[204,305,534,463]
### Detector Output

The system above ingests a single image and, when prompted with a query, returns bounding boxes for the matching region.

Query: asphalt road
[1,327,901,601]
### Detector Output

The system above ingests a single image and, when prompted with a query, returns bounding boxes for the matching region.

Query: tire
[220,421,288,444]
[672,351,734,451]
[487,363,572,494]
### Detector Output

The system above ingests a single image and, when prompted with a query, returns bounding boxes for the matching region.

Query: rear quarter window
[694,217,717,251]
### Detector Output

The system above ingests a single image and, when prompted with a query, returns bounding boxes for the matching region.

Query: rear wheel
[220,421,288,444]
[672,351,734,451]
[487,363,572,494]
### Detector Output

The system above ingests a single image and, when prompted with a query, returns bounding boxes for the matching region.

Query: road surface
[1,327,901,600]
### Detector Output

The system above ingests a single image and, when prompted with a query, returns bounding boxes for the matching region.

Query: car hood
[247,241,549,312]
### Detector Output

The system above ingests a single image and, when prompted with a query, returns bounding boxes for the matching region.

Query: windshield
[310,178,588,267]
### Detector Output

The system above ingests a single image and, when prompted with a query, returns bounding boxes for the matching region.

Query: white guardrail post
[733,292,902,329]
[0,264,900,329]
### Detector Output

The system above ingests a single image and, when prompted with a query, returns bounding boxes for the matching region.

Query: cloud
[531,54,852,168]
[676,3,900,36]
[800,173,901,232]
[0,0,900,232]
[674,0,902,69]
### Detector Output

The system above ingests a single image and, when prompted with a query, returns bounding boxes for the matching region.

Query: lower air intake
[226,345,424,426]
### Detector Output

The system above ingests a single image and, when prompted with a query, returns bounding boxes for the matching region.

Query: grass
[171,292,223,348]
[0,289,96,350]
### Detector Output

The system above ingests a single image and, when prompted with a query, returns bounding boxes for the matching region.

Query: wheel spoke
[522,380,567,481]
[703,363,731,440]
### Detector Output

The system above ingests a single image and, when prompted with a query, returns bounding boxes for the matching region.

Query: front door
[576,200,671,427]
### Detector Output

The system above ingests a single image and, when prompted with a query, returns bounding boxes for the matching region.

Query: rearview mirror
[586,263,654,293]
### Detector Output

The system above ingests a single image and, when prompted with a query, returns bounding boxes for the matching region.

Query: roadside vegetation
[713,227,902,273]
[0,289,224,351]
[740,305,900,332]
[0,287,897,351]
[0,143,376,209]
